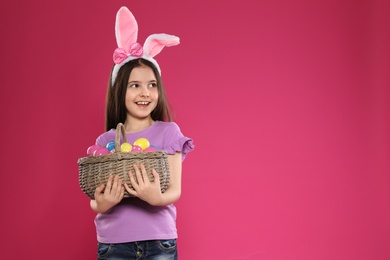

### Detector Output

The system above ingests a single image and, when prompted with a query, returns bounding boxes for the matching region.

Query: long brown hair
[105,58,172,131]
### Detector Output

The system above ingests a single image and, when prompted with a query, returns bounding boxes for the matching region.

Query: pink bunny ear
[115,6,138,51]
[144,34,180,57]
[111,7,180,86]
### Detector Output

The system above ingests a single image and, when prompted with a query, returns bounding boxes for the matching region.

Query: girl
[89,7,194,260]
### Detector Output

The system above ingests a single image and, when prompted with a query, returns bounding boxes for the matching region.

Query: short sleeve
[163,122,194,160]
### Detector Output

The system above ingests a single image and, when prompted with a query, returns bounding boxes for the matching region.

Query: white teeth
[136,101,149,105]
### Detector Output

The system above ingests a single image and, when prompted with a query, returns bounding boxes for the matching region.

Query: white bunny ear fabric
[111,7,180,87]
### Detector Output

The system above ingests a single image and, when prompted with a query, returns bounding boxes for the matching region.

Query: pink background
[1,0,389,259]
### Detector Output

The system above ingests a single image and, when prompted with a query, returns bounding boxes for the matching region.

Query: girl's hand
[125,164,163,206]
[91,175,125,213]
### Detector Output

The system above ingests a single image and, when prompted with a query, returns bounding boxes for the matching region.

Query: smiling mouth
[135,101,150,105]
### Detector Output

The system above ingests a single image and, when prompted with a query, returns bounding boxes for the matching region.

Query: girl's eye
[129,84,138,88]
[149,83,157,88]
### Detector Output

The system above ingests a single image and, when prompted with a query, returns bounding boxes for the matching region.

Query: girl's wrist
[91,199,114,214]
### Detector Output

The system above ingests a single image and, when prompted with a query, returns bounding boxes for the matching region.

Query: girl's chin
[127,113,153,120]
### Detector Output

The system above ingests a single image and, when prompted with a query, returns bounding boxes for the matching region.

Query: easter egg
[87,145,101,156]
[131,145,143,152]
[121,142,132,152]
[106,141,115,151]
[133,138,150,151]
[144,147,157,152]
[93,147,110,156]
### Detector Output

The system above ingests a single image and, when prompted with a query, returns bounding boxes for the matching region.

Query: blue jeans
[97,239,178,260]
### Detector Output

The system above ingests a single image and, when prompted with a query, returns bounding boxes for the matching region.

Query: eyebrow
[128,80,157,84]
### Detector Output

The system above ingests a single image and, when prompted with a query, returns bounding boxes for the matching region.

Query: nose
[139,86,150,97]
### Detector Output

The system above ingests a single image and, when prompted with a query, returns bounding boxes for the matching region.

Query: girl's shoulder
[95,129,116,146]
[153,121,180,132]
[151,121,185,139]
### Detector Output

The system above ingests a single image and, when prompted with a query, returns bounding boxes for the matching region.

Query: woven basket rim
[78,150,168,165]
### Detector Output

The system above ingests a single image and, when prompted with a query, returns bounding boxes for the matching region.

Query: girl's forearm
[153,185,181,206]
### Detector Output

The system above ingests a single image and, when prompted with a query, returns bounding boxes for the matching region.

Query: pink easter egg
[93,148,110,156]
[87,145,101,156]
[144,147,157,152]
[131,145,143,152]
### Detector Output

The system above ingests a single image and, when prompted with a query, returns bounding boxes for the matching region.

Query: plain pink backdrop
[1,0,389,259]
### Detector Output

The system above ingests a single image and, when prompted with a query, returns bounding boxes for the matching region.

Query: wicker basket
[78,123,170,199]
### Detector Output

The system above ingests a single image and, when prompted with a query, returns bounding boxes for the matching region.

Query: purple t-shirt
[94,121,194,243]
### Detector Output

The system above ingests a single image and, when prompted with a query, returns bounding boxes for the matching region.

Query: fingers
[151,168,160,183]
[133,164,147,184]
[95,165,158,201]
[95,184,105,197]
[114,177,124,199]
[113,175,121,191]
[128,168,139,188]
[126,164,152,195]
[124,165,163,205]
[93,175,124,212]
[140,164,150,184]
[110,175,123,197]
[131,164,160,184]
[104,175,114,195]
[101,175,124,197]
[124,182,137,196]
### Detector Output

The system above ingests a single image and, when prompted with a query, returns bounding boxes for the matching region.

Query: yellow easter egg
[133,138,150,151]
[120,142,132,152]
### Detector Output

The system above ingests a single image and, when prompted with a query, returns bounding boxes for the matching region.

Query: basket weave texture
[78,123,170,199]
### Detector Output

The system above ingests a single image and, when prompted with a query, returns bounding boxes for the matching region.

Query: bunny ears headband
[111,6,180,86]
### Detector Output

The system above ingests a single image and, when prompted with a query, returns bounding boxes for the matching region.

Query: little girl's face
[125,65,159,120]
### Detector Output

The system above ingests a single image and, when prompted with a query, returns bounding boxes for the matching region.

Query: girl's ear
[143,34,180,58]
[115,6,138,51]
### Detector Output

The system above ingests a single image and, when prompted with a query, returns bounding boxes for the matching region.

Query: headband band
[111,7,180,86]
